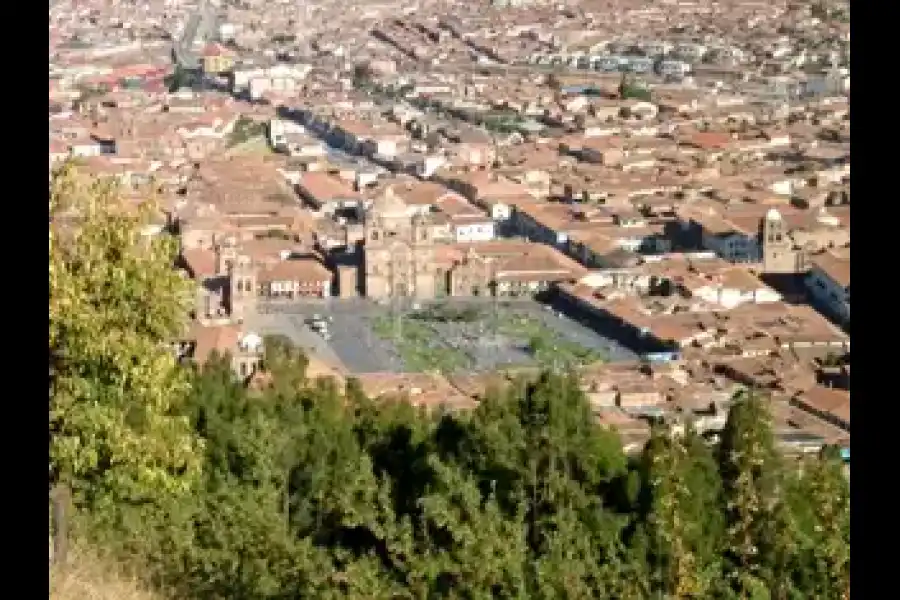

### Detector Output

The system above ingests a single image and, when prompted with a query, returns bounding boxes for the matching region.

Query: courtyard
[251,298,638,374]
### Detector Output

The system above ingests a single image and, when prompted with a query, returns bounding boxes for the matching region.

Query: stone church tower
[228,253,257,323]
[760,208,800,273]
[410,212,437,297]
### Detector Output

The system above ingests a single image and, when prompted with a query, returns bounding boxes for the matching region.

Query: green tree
[716,391,784,598]
[781,448,850,599]
[165,66,192,92]
[228,116,266,146]
[637,428,723,598]
[179,348,402,598]
[619,72,652,101]
[177,355,333,597]
[262,334,309,394]
[50,164,202,557]
[453,372,635,596]
[415,457,529,597]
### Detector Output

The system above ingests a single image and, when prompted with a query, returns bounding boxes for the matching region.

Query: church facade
[363,188,439,300]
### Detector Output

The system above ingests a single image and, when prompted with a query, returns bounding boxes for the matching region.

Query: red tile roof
[182,248,217,280]
[683,131,732,150]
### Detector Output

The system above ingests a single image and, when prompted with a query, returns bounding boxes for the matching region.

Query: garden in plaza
[368,301,607,374]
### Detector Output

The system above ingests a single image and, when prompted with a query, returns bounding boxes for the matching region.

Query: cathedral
[362,188,439,300]
[350,186,588,301]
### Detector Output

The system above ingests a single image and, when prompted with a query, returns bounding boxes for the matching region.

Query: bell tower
[215,239,237,276]
[410,213,436,299]
[213,236,237,277]
[228,254,257,323]
[365,214,384,245]
[760,208,791,272]
[411,212,431,245]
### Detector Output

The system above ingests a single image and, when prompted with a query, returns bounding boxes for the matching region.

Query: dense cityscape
[50,0,850,598]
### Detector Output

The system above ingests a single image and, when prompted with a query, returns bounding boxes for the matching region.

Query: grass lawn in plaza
[370,316,471,373]
[368,303,606,373]
[495,312,606,368]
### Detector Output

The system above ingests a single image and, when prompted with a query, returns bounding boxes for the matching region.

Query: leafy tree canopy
[50,164,202,558]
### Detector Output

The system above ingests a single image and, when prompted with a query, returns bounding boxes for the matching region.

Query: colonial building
[177,239,265,381]
[363,188,438,300]
[760,208,806,274]
[355,189,589,301]
[444,242,587,298]
[258,259,333,299]
[178,232,337,379]
[805,249,850,325]
[228,251,258,324]
[180,324,265,381]
[685,205,848,276]
[200,43,237,76]
[181,237,257,325]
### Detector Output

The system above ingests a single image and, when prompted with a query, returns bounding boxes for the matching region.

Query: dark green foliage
[74,355,850,598]
[352,63,374,88]
[228,116,267,146]
[482,115,524,134]
[410,304,482,323]
[632,428,724,597]
[164,66,193,92]
[619,73,652,101]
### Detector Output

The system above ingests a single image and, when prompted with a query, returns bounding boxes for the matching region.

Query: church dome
[370,186,408,219]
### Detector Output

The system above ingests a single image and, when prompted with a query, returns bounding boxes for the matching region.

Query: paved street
[327,311,406,373]
[254,300,407,373]
[244,311,345,367]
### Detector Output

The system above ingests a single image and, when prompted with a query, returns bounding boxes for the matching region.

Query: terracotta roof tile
[258,259,332,283]
[181,248,217,280]
[188,324,240,365]
[810,251,850,288]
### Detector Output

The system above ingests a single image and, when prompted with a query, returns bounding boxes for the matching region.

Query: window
[236,280,244,293]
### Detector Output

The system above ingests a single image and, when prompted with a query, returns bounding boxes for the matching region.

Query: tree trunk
[50,483,71,568]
